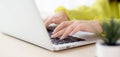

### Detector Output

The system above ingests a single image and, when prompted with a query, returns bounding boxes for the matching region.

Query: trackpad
[71,31,95,38]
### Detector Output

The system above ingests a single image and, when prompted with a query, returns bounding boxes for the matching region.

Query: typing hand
[51,20,102,40]
[44,11,68,28]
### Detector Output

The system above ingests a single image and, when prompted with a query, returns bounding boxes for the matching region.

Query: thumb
[52,18,61,24]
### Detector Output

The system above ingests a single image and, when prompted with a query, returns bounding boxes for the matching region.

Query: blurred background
[35,0,94,19]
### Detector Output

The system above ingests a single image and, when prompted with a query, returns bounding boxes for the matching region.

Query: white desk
[0,33,96,57]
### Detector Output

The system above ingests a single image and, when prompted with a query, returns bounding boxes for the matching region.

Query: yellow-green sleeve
[55,0,120,21]
[119,3,120,18]
[92,0,120,21]
[55,6,101,21]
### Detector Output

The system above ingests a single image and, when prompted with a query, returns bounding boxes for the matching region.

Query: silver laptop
[0,0,97,51]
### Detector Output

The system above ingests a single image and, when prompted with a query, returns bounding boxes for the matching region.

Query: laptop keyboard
[47,26,85,45]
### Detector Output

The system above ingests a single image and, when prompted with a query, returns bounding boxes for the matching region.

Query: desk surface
[0,33,96,57]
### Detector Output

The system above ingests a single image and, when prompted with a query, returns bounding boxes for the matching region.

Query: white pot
[96,42,120,57]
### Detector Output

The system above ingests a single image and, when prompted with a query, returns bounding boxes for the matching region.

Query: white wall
[35,0,94,18]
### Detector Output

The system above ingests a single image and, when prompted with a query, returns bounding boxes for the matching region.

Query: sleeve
[118,3,120,18]
[54,0,120,21]
[92,0,120,22]
[55,6,102,21]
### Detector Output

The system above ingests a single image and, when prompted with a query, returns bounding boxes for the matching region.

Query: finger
[43,17,48,22]
[51,27,67,38]
[52,17,64,25]
[70,25,82,35]
[53,21,72,34]
[78,24,92,32]
[70,24,93,35]
[44,16,63,27]
[60,24,75,40]
[44,18,53,27]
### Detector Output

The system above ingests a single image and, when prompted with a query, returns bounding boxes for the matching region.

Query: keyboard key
[47,26,85,45]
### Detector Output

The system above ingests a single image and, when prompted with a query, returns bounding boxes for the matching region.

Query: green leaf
[95,17,120,45]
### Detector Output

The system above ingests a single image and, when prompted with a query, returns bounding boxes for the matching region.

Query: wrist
[90,20,103,33]
[58,11,69,21]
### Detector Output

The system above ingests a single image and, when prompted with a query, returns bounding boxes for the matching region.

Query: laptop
[0,0,97,51]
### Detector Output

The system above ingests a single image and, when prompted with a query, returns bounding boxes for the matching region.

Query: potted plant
[94,17,120,57]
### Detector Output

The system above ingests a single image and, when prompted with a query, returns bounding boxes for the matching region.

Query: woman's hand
[44,11,68,27]
[52,20,103,40]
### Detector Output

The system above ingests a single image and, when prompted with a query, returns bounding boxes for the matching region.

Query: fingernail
[51,35,55,38]
[60,37,64,40]
[52,32,55,34]
[69,33,73,36]
[60,38,63,40]
[69,33,72,36]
